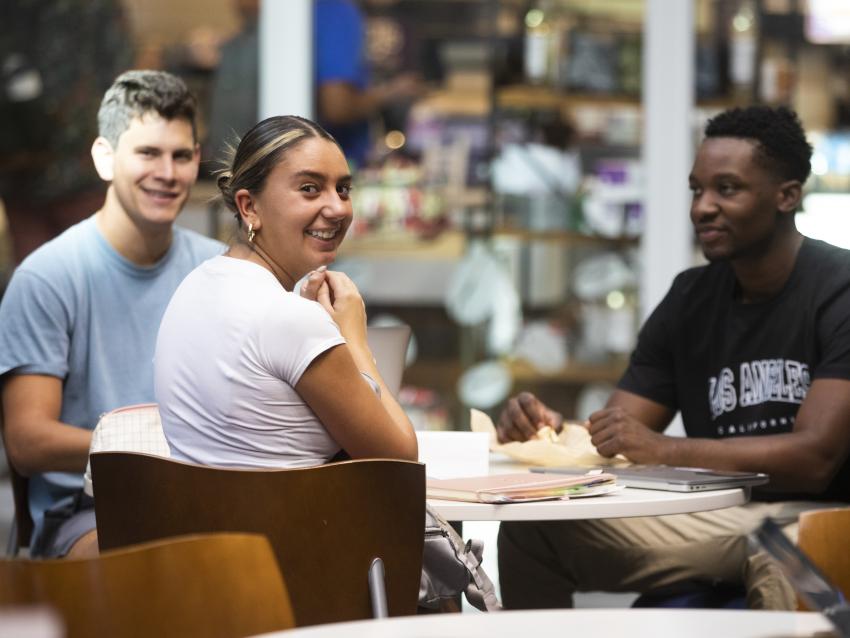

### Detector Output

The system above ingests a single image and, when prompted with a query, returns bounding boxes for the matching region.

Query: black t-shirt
[619,237,850,502]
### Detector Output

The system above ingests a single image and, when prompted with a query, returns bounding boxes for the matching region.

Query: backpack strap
[425,503,502,612]
[457,538,502,612]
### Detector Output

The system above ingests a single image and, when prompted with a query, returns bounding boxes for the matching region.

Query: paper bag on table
[469,409,628,468]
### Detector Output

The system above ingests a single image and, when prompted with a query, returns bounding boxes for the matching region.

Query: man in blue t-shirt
[0,70,224,558]
[314,0,420,167]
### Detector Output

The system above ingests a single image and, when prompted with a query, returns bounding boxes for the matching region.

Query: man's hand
[496,392,563,444]
[587,406,672,463]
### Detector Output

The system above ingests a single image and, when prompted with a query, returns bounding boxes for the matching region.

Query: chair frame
[91,452,426,626]
[0,409,34,555]
[797,507,850,610]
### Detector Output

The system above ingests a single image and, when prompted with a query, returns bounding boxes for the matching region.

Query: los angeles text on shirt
[709,359,810,420]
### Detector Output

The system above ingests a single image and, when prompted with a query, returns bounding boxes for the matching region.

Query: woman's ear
[91,137,115,182]
[777,180,802,215]
[234,188,260,230]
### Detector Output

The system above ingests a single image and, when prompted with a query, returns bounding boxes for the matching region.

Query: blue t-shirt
[315,0,370,167]
[0,216,224,545]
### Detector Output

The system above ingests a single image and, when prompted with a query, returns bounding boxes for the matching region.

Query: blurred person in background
[0,0,133,263]
[203,0,421,171]
[315,0,422,168]
[205,0,261,167]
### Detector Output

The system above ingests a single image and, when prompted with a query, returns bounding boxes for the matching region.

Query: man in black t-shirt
[495,106,850,610]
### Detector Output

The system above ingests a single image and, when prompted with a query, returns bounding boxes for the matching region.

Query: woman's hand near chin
[300,266,329,303]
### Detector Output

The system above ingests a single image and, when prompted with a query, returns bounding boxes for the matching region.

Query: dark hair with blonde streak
[216,115,340,229]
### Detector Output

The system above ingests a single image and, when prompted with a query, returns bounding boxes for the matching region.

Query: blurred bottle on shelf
[759,41,795,105]
[523,0,572,87]
[729,0,758,102]
[523,1,553,84]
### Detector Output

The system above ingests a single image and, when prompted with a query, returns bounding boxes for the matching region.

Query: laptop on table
[366,324,411,397]
[532,465,769,492]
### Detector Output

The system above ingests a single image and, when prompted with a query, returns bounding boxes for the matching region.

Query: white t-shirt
[154,255,346,468]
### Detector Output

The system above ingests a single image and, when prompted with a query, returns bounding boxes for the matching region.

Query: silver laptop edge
[365,324,411,397]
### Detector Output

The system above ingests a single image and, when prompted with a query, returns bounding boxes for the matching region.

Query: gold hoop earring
[247,223,256,243]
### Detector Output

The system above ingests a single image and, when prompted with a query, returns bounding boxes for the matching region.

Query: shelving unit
[332,0,655,426]
[335,0,850,428]
[491,227,638,248]
[473,0,648,420]
[508,359,627,384]
[497,84,735,112]
[497,84,641,111]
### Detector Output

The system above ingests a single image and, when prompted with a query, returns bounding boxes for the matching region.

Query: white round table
[427,454,750,521]
[429,486,749,522]
[252,609,834,638]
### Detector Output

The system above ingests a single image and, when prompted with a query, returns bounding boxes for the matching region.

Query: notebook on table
[753,518,850,637]
[532,465,769,492]
[426,472,618,504]
[366,324,411,397]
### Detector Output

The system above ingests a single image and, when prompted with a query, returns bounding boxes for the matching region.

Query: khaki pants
[498,501,842,610]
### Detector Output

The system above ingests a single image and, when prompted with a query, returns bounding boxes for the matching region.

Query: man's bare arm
[317,74,421,126]
[590,380,850,493]
[2,374,92,476]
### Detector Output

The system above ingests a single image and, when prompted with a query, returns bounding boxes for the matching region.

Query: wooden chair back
[0,409,33,553]
[0,532,295,638]
[91,453,426,626]
[797,507,850,609]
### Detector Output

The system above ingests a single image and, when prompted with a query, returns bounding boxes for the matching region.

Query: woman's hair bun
[216,171,231,194]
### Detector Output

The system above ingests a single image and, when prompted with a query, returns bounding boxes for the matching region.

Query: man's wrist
[657,433,681,466]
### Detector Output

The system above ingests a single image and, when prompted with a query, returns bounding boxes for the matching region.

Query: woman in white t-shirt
[154,115,417,468]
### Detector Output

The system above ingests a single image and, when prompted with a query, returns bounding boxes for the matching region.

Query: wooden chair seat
[91,452,426,626]
[797,507,850,610]
[0,532,295,638]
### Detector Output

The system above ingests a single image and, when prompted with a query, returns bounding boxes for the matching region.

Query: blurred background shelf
[491,227,639,247]
[508,359,627,384]
[496,84,737,112]
[339,229,466,259]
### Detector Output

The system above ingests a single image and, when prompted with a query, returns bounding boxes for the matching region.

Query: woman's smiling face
[249,137,353,284]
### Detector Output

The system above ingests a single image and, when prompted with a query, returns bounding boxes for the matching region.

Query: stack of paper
[426,472,618,504]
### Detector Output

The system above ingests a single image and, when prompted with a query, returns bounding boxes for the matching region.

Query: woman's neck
[226,242,296,291]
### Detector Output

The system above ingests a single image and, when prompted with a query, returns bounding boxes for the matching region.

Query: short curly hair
[98,70,197,148]
[704,106,812,184]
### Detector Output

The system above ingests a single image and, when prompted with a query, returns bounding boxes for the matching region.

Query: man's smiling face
[689,137,786,263]
[109,113,199,231]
